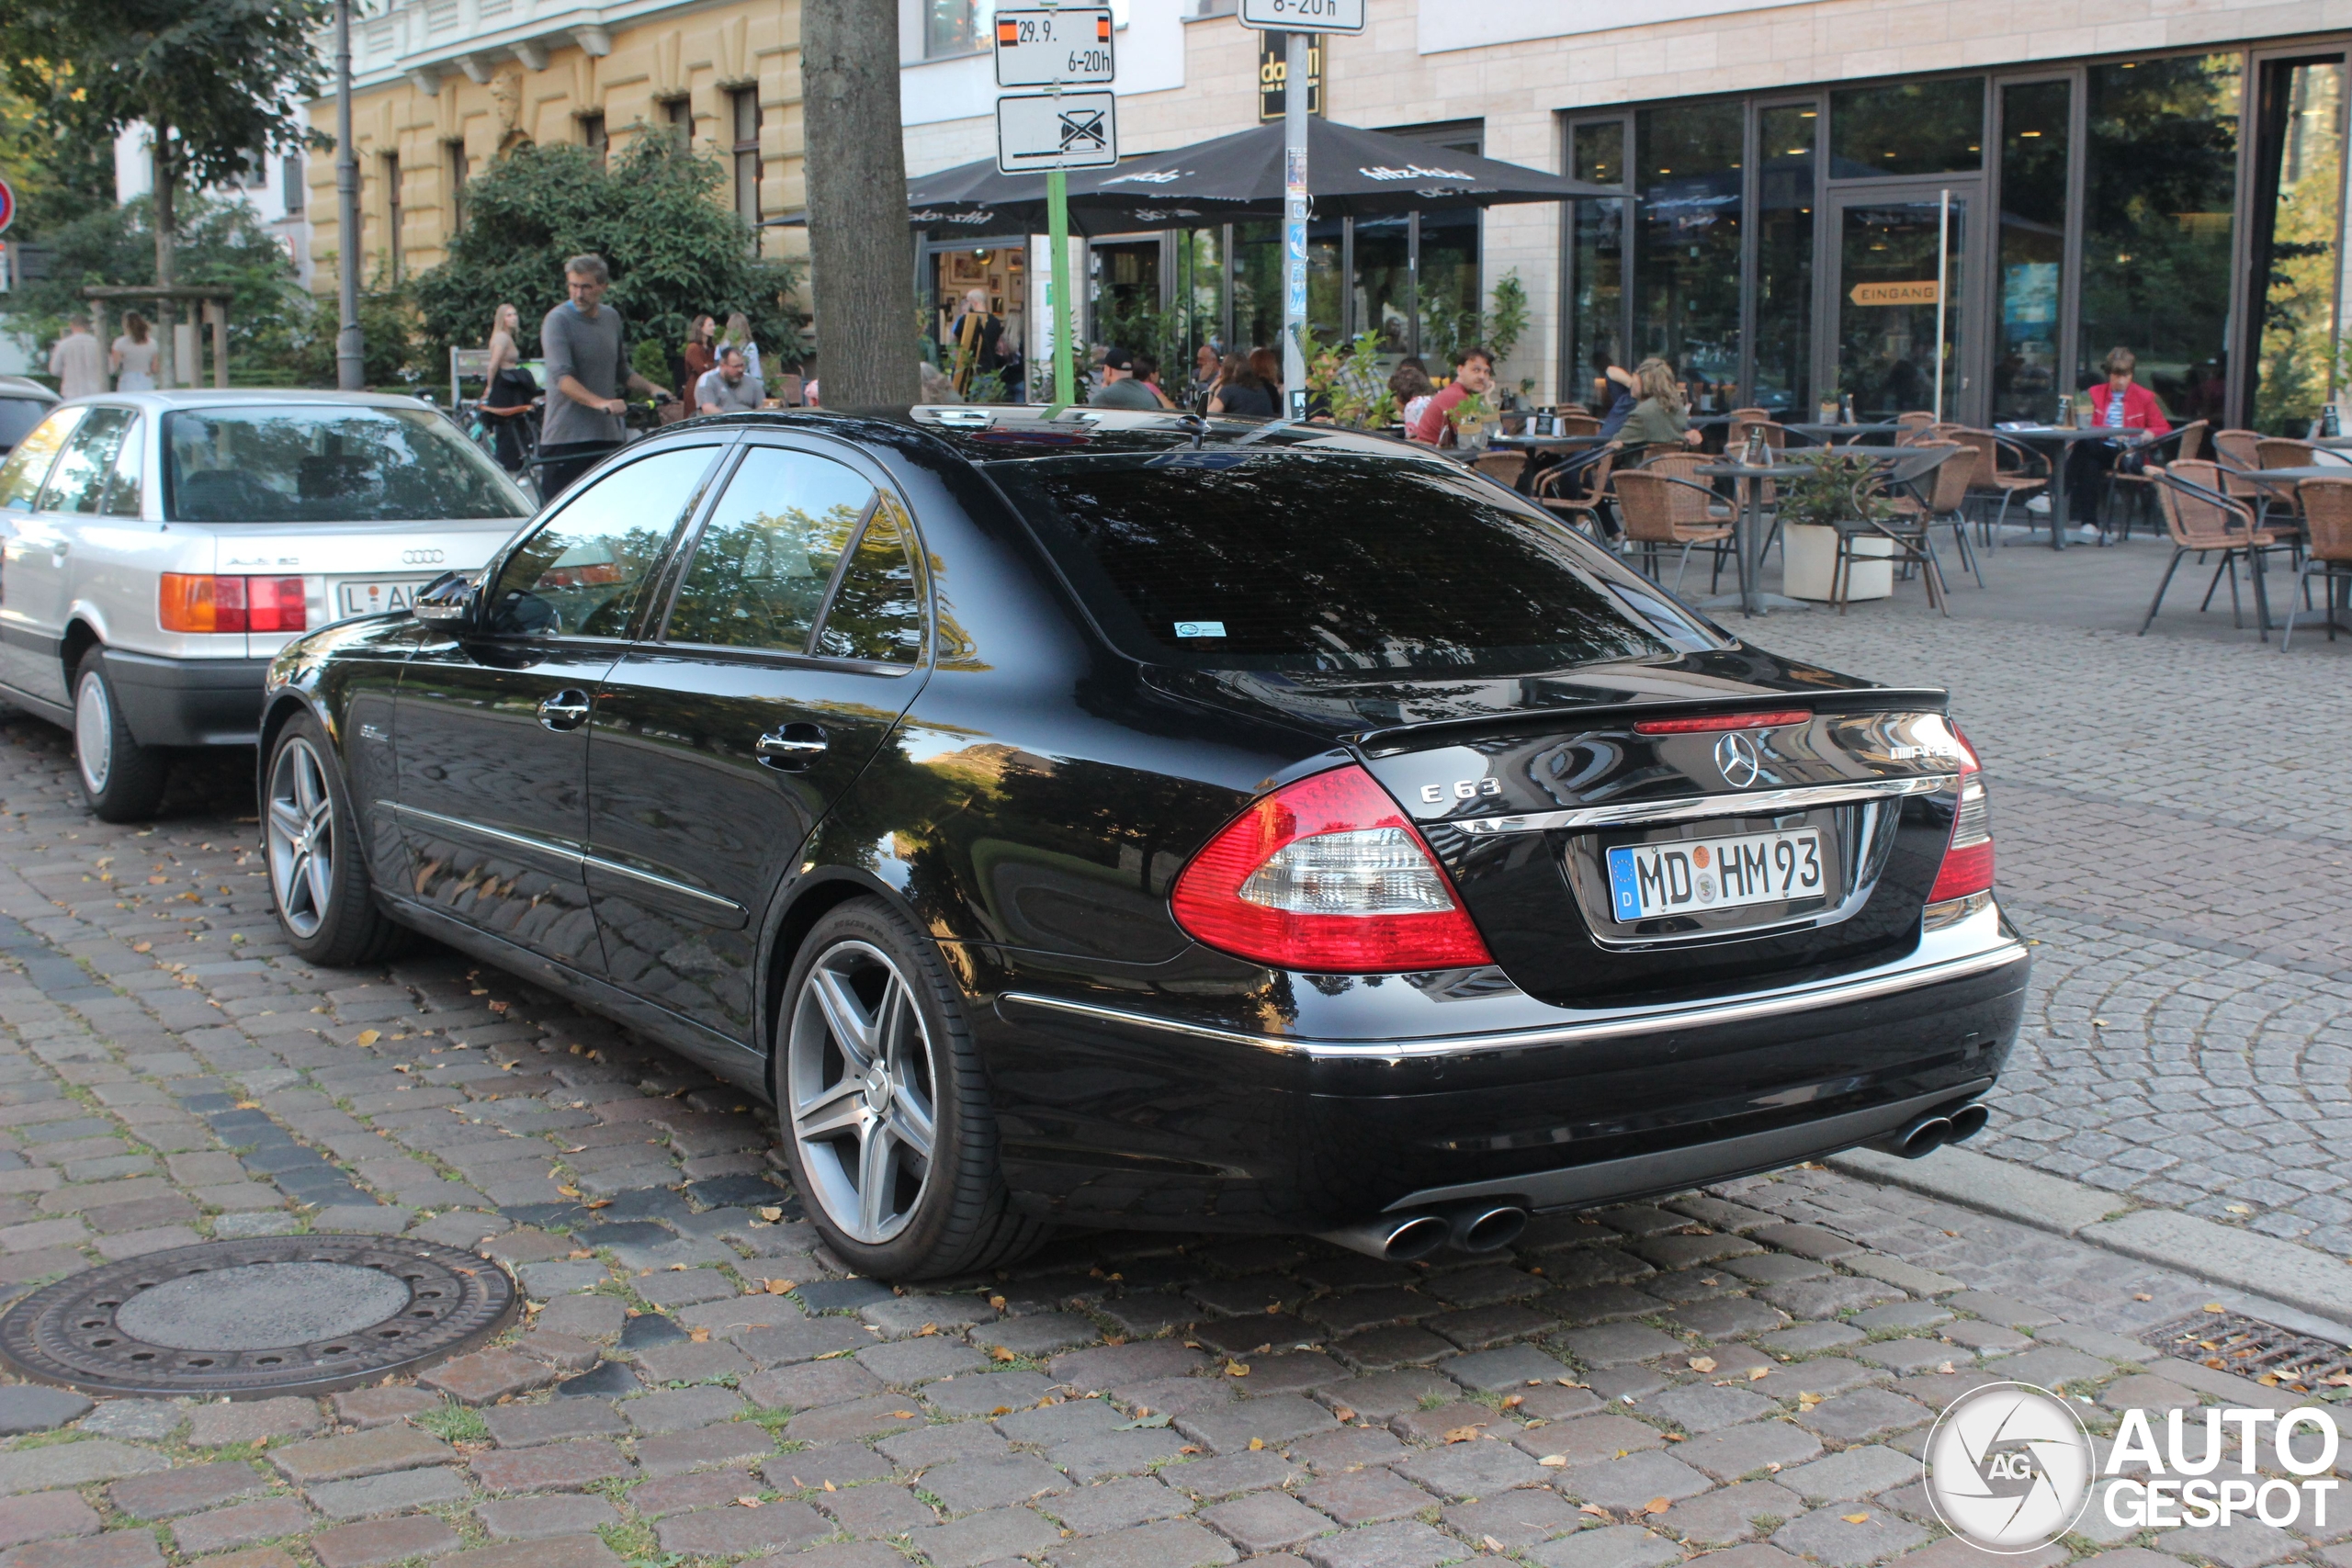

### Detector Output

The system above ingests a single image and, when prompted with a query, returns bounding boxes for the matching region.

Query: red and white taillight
[1926,725,1995,910]
[1170,765,1494,973]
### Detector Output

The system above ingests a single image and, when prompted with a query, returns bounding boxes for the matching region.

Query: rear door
[393,440,730,973]
[585,438,931,1044]
[0,407,86,705]
[14,407,139,705]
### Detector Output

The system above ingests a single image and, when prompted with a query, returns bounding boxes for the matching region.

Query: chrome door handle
[755,724,828,771]
[537,689,592,731]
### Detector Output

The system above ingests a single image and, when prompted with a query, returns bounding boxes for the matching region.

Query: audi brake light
[160,575,307,635]
[1927,725,1994,904]
[1170,765,1493,973]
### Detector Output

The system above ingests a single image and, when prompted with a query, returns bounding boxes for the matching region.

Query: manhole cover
[0,1236,517,1398]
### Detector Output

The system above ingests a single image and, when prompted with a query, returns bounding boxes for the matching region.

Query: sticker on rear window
[1174,621,1227,637]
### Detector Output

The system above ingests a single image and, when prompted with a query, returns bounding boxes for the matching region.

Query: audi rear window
[164,405,530,524]
[990,450,1690,673]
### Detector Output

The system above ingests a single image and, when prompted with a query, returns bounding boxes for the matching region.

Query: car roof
[52,389,438,413]
[676,406,1444,467]
[0,377,59,401]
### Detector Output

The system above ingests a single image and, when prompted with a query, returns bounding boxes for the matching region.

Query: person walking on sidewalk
[49,317,106,400]
[537,254,672,501]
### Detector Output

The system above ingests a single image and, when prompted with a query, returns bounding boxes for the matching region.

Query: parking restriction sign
[993,6,1114,87]
[995,90,1119,174]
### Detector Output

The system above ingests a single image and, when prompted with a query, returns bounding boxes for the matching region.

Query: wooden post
[207,300,228,388]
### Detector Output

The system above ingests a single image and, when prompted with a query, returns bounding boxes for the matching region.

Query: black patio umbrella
[908,116,1608,236]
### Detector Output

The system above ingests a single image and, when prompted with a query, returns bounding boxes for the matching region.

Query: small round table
[1996,426,2132,550]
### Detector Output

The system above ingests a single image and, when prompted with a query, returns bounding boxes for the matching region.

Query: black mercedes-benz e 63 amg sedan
[260,407,2026,1279]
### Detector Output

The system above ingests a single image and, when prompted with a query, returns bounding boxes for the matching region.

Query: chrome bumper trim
[1445,773,1956,836]
[999,935,2030,1062]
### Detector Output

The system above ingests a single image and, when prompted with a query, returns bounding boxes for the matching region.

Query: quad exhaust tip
[1317,1202,1528,1262]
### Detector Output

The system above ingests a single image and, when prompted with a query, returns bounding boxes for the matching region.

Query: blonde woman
[110,312,159,391]
[720,311,762,383]
[1620,357,1702,457]
[486,304,521,386]
[481,303,535,473]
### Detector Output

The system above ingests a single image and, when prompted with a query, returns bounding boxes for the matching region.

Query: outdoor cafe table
[1488,432,1609,451]
[1695,446,1951,618]
[1781,422,1900,445]
[1993,425,2124,550]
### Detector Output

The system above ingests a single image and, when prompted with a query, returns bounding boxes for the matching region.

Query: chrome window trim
[1442,773,1955,835]
[999,925,2028,1063]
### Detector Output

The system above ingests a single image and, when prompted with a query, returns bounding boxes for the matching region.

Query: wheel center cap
[863,1065,891,1112]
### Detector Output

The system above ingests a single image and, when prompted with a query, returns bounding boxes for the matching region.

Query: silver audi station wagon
[0,391,532,818]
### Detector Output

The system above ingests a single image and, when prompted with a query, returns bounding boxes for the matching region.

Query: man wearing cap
[1088,346,1163,410]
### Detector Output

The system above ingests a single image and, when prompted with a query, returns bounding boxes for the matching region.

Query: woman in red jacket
[2073,346,2173,531]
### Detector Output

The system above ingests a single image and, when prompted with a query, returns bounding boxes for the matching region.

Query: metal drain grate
[2140,1308,2352,1398]
[0,1236,516,1398]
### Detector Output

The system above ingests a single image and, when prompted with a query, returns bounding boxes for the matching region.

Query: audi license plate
[336,579,432,617]
[1605,828,1825,921]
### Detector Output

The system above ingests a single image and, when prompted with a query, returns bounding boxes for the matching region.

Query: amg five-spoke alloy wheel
[776,899,1046,1278]
[262,713,405,966]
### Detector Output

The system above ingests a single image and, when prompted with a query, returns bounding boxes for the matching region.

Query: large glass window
[1636,102,1743,409]
[1754,105,1818,415]
[925,0,990,59]
[1567,121,1628,405]
[2252,58,2347,434]
[1352,214,1414,357]
[1234,220,1281,355]
[2079,55,2242,425]
[1417,209,1481,365]
[1995,81,2070,423]
[1829,78,1984,176]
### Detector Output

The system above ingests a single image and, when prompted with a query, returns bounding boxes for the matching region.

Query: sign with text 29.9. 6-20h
[993,7,1115,87]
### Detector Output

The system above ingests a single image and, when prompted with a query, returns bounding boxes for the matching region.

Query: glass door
[1824,185,1977,422]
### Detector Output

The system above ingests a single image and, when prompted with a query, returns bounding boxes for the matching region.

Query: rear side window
[992,451,1675,673]
[39,408,137,514]
[164,405,529,523]
[0,409,85,512]
[0,397,53,453]
[486,446,721,638]
[812,496,923,664]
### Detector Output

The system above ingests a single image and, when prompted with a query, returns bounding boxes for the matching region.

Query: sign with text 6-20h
[1239,0,1364,33]
[994,7,1114,87]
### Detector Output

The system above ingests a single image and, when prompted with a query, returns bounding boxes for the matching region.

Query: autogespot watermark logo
[1923,1382,2346,1553]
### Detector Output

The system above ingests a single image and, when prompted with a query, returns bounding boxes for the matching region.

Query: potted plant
[1776,451,1898,602]
[1448,390,1498,452]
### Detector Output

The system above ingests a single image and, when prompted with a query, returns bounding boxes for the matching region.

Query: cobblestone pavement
[0,566,2344,1568]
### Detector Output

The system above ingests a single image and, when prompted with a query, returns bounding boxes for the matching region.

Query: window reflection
[666,447,875,653]
[1754,105,1817,416]
[1829,78,1984,176]
[1636,102,1743,411]
[2253,58,2346,434]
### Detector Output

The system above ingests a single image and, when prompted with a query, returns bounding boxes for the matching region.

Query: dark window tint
[665,446,875,652]
[994,451,1675,673]
[0,397,53,453]
[487,446,719,638]
[1829,78,1984,176]
[813,496,923,663]
[164,405,529,523]
[39,408,137,514]
[0,410,83,512]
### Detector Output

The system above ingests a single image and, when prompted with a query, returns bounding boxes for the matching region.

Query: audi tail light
[1170,765,1493,973]
[160,575,307,635]
[1926,725,1994,907]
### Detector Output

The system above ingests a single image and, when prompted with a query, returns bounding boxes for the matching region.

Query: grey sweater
[540,300,629,446]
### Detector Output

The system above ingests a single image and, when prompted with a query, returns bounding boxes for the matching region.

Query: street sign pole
[1282,28,1308,419]
[1049,167,1075,407]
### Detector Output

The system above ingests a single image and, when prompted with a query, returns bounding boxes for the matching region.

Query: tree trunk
[799,0,918,406]
[151,120,177,388]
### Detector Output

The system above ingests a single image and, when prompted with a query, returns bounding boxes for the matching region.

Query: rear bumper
[103,650,272,748]
[981,904,2029,1231]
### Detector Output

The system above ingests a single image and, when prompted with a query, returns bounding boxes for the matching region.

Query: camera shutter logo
[1713,731,1763,789]
[1923,1382,2095,1552]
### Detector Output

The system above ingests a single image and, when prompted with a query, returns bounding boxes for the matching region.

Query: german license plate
[1606,829,1825,922]
[336,579,431,617]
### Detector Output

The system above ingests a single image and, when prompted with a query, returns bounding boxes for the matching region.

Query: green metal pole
[1049,168,1075,408]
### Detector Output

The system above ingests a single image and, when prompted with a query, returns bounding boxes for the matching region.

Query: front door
[393,441,729,973]
[1823,186,1978,424]
[585,439,931,1048]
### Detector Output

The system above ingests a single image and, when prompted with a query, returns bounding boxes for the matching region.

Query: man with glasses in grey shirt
[537,253,673,500]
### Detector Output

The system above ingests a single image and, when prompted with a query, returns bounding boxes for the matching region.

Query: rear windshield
[164,405,530,524]
[990,449,1684,673]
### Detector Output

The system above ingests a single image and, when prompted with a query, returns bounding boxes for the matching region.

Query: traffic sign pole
[1282,29,1308,419]
[1049,168,1075,408]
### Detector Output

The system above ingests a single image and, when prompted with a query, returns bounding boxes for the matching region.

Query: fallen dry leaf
[1643,1498,1671,1516]
[1247,1438,1265,1451]
[1936,1362,1955,1376]
[1225,1362,1250,1378]
[584,1199,612,1210]
[735,1496,764,1508]
[1747,1367,1770,1382]
[1501,1395,1523,1409]
[2204,1303,2226,1314]
[989,1405,1013,1416]
[822,1481,836,1492]
[990,1295,1009,1311]
[917,1324,939,1337]
[1483,1537,1507,1553]
[668,1263,689,1271]
[2133,1292,2153,1302]
[1688,1357,1717,1374]
[1663,1433,1686,1443]
[1538,1455,1567,1468]
[557,1185,582,1198]
[1843,1514,1871,1525]
[1442,1426,1485,1444]
[990,1347,1017,1362]
[566,1249,591,1260]
[1579,1504,1610,1518]
[889,1411,918,1419]
[1797,1393,1823,1410]
[689,1327,712,1343]
[1331,1405,1357,1422]
[356,1029,380,1046]
[765,1280,796,1295]
[757,1206,784,1222]
[1181,1446,1202,1456]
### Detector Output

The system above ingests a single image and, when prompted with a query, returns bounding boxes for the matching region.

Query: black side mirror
[412,570,480,627]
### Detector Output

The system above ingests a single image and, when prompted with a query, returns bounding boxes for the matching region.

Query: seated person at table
[1620,358,1705,460]
[695,347,765,414]
[1410,345,1496,446]
[2071,345,2172,522]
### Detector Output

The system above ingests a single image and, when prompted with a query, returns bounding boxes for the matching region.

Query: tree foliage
[412,136,802,374]
[0,84,116,238]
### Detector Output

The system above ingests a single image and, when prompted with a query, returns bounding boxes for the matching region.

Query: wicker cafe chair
[2141,460,2293,640]
[2105,420,2206,541]
[1894,411,1937,444]
[1612,469,1736,592]
[1471,450,1529,490]
[1847,445,1956,615]
[2255,436,2345,547]
[2284,478,2352,649]
[1883,439,1984,588]
[2211,427,2274,519]
[1532,441,1623,539]
[1555,413,1602,437]
[1953,428,2048,545]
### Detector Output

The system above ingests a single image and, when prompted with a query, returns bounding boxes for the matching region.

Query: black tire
[263,712,407,966]
[71,650,170,823]
[775,897,1048,1280]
